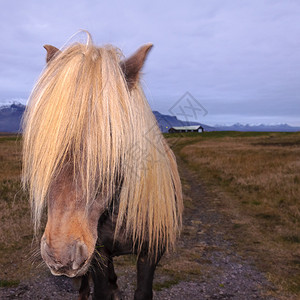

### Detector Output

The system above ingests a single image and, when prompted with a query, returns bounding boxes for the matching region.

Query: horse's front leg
[77,272,90,300]
[134,250,164,300]
[91,249,122,300]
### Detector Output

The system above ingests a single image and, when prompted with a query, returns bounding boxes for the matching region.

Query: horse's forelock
[22,35,182,256]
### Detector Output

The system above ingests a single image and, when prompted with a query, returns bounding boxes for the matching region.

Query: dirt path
[0,157,278,299]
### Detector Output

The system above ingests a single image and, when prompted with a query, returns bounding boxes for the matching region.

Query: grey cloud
[1,0,300,125]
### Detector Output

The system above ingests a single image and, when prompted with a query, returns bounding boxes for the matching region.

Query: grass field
[0,132,299,297]
[0,134,35,286]
[168,131,300,295]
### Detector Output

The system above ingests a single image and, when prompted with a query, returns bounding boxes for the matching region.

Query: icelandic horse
[22,32,182,299]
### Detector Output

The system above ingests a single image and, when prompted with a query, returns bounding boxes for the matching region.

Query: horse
[22,32,183,300]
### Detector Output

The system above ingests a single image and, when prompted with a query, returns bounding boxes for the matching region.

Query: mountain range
[214,122,300,132]
[0,102,299,133]
[0,102,25,132]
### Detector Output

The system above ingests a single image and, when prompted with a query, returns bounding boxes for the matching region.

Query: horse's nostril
[71,242,89,270]
[41,239,54,260]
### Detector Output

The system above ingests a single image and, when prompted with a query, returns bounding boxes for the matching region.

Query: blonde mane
[22,35,183,254]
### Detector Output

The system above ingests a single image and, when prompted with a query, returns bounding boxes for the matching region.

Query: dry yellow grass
[0,135,38,284]
[0,136,28,246]
[178,132,300,296]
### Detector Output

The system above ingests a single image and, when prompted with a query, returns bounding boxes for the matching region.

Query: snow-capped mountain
[0,102,25,132]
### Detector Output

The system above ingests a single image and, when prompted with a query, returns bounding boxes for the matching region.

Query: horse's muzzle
[41,237,89,277]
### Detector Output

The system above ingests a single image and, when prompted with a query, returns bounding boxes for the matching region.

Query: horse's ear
[120,44,153,89]
[43,45,60,63]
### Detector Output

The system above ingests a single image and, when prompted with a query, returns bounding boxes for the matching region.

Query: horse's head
[40,167,104,277]
[38,40,153,278]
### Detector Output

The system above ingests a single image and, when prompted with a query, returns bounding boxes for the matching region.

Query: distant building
[168,125,204,133]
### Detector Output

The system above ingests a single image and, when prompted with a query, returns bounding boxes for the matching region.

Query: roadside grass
[0,135,41,283]
[175,131,300,297]
[0,279,20,288]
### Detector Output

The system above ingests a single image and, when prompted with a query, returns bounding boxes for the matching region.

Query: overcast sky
[1,0,300,125]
